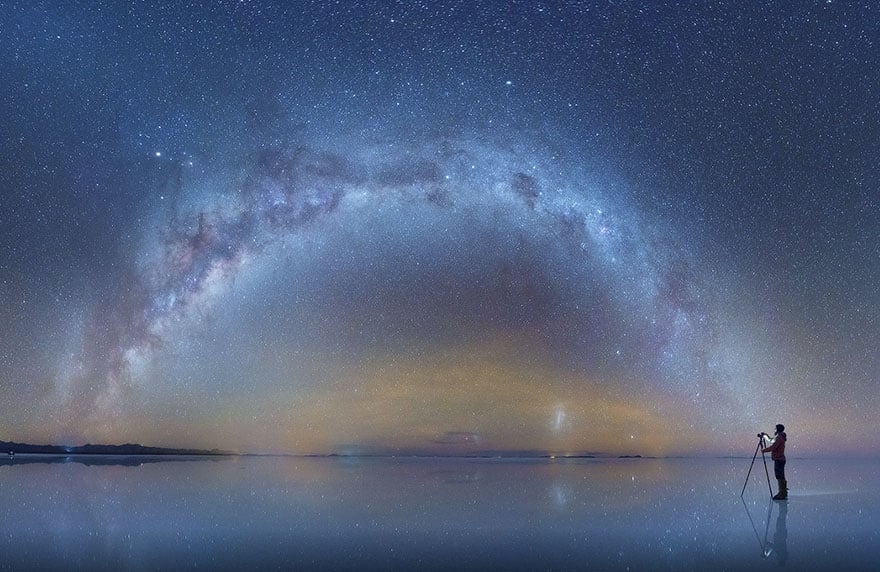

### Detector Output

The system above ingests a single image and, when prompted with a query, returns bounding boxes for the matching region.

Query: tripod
[740,433,773,498]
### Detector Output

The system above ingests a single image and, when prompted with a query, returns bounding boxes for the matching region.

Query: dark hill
[1,439,228,456]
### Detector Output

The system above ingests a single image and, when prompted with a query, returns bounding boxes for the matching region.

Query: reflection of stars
[552,482,569,507]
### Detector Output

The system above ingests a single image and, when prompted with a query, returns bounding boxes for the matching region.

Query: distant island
[1,439,229,456]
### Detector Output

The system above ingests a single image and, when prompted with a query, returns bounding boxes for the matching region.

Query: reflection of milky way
[61,133,717,434]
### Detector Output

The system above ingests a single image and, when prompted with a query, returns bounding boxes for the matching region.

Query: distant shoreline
[1,440,230,456]
[4,440,863,460]
[2,449,863,461]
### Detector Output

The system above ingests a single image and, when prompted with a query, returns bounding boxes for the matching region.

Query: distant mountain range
[1,440,228,456]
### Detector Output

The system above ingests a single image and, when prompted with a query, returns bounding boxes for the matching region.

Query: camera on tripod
[742,433,773,498]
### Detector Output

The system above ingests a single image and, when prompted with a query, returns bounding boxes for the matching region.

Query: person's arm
[761,434,777,453]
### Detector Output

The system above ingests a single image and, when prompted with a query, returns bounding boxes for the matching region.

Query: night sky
[2,1,877,456]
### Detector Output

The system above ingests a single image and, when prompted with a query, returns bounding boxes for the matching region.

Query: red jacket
[762,432,786,461]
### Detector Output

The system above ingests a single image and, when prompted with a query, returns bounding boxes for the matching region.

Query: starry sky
[1,1,878,457]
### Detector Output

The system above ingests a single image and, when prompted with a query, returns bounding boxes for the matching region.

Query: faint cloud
[433,431,482,445]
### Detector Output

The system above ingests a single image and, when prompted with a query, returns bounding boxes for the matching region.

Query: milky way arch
[55,133,718,434]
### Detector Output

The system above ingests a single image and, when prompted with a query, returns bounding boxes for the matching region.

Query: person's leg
[773,460,787,499]
[779,460,787,498]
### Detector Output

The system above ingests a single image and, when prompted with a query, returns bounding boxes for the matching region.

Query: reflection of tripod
[740,434,773,498]
[741,497,789,564]
[740,496,773,557]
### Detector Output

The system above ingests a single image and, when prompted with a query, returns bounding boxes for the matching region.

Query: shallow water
[0,456,877,570]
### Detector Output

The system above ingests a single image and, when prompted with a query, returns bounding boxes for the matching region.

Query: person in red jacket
[761,424,788,500]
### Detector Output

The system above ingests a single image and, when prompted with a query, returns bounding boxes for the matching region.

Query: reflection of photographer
[766,502,789,566]
[760,424,788,500]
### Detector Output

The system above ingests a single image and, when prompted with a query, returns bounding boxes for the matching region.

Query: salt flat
[1,456,876,570]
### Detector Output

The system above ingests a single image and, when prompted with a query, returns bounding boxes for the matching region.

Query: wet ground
[1,456,876,570]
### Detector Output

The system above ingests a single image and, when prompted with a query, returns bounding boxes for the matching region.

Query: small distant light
[505,80,512,86]
[155,151,162,157]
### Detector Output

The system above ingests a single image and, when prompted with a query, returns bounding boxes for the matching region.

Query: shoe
[772,479,788,500]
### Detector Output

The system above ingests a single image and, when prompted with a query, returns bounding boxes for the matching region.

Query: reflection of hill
[1,439,229,457]
[0,454,234,467]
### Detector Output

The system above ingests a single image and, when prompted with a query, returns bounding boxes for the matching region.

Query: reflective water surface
[1,456,877,570]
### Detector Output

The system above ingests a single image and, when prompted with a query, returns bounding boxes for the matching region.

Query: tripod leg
[741,440,762,497]
[761,448,773,497]
[740,496,765,554]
